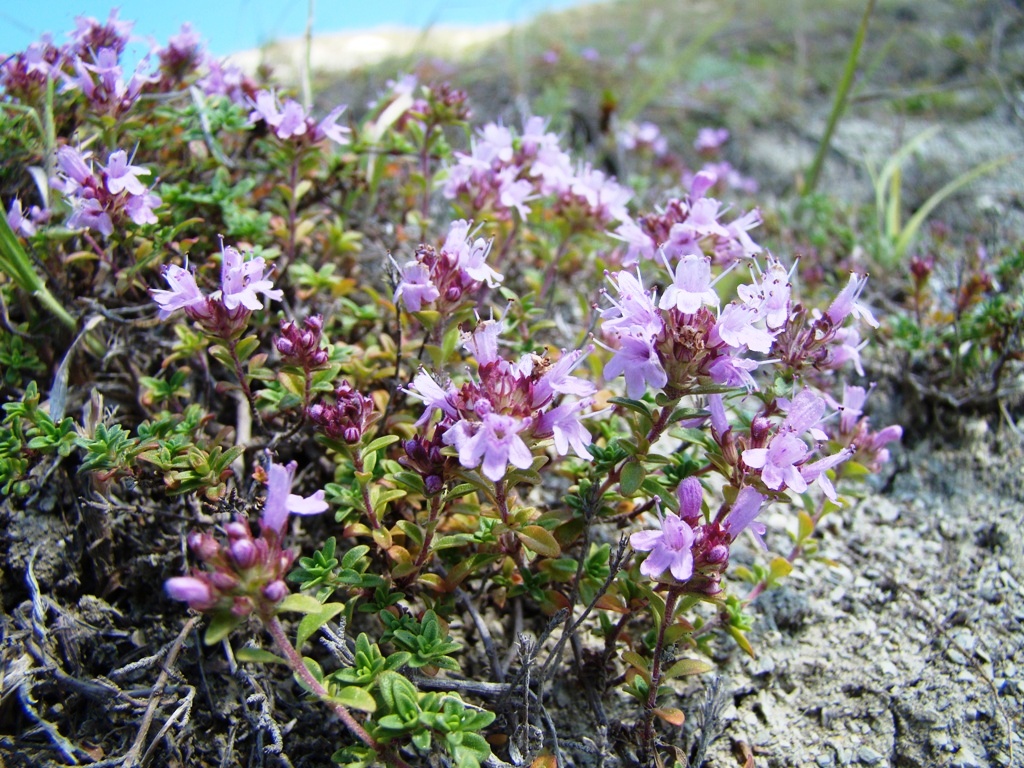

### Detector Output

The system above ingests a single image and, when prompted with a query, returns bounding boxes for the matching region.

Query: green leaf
[296,602,346,649]
[235,647,287,665]
[277,593,324,614]
[515,525,561,558]
[768,556,793,583]
[663,657,713,679]
[363,434,400,455]
[332,685,377,713]
[204,612,242,645]
[797,511,815,543]
[619,460,645,496]
[234,335,261,361]
[608,396,652,419]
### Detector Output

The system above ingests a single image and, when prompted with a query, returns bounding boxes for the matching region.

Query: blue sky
[2,1,587,58]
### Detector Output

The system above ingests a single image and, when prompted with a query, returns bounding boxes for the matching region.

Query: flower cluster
[52,146,161,236]
[0,11,253,110]
[276,314,330,369]
[6,199,49,237]
[407,319,596,482]
[249,89,350,145]
[442,116,631,230]
[151,241,282,338]
[631,479,767,594]
[612,170,761,267]
[393,220,503,314]
[308,380,377,444]
[827,384,903,472]
[740,388,853,501]
[166,460,327,614]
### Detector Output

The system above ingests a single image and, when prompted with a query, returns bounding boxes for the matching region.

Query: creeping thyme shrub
[1,12,929,768]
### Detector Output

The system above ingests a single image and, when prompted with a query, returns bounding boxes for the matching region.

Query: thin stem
[646,396,681,444]
[352,448,381,529]
[226,336,263,431]
[414,495,443,568]
[263,615,410,764]
[642,586,681,753]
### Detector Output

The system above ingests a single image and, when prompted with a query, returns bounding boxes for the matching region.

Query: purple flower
[742,432,810,493]
[799,448,853,501]
[695,127,730,153]
[534,399,593,459]
[601,269,662,339]
[151,263,207,319]
[407,371,458,426]
[220,245,282,311]
[443,412,533,481]
[314,105,351,145]
[276,99,309,139]
[104,150,150,195]
[394,261,440,311]
[6,199,37,237]
[713,304,775,353]
[603,335,667,399]
[781,389,828,440]
[630,512,695,581]
[737,257,791,329]
[124,191,161,226]
[261,460,328,536]
[533,346,595,405]
[659,254,719,314]
[722,486,767,543]
[67,197,113,237]
[827,273,878,328]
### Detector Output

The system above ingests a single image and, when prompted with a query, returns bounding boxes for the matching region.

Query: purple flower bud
[225,521,248,540]
[312,349,330,366]
[404,438,425,461]
[344,426,361,444]
[425,475,444,495]
[445,285,463,302]
[230,538,257,569]
[275,337,295,356]
[677,477,703,523]
[305,314,324,332]
[210,571,240,590]
[165,576,215,609]
[751,415,772,446]
[231,596,254,617]
[705,544,729,564]
[262,580,289,602]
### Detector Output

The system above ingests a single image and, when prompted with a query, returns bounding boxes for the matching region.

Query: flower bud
[425,475,444,495]
[275,337,295,356]
[225,521,248,540]
[262,580,289,602]
[165,576,215,610]
[445,285,463,302]
[210,571,240,590]
[188,532,220,561]
[229,538,257,569]
[705,544,729,564]
[750,415,772,446]
[231,596,254,617]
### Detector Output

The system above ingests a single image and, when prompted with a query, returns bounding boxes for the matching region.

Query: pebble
[949,746,984,768]
[946,647,968,665]
[856,745,884,765]
[816,753,834,767]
